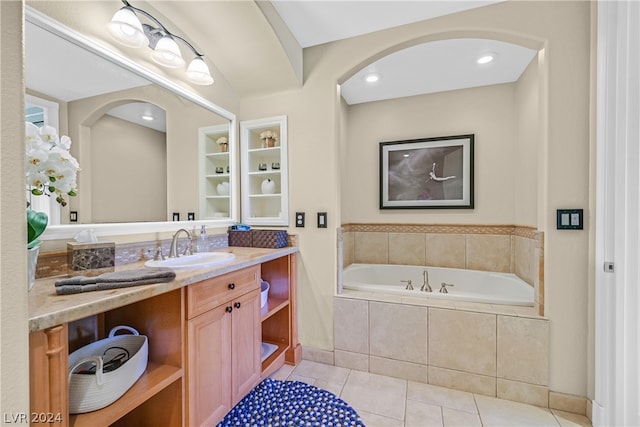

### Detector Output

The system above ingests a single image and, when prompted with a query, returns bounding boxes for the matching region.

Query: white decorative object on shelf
[240,115,289,226]
[216,181,230,195]
[261,178,276,194]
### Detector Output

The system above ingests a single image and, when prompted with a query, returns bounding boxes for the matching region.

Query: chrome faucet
[401,279,414,290]
[169,228,192,258]
[439,282,454,293]
[420,270,432,292]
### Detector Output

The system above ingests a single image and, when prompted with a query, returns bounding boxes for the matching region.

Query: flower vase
[262,137,275,148]
[27,245,40,291]
[220,143,228,153]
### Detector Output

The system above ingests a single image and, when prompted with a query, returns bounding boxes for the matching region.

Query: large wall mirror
[25,7,237,240]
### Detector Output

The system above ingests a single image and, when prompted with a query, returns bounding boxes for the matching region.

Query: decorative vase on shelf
[261,178,276,194]
[220,143,228,153]
[216,181,230,195]
[27,245,40,291]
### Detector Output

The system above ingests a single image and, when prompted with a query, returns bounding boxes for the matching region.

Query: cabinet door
[231,289,262,405]
[187,304,232,427]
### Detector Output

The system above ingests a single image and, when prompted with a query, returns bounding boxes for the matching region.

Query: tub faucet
[169,228,192,258]
[420,270,432,292]
[439,282,454,293]
[401,279,413,290]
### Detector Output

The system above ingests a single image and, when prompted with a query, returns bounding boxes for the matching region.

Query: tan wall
[514,55,540,227]
[91,115,167,223]
[343,83,516,224]
[0,0,30,417]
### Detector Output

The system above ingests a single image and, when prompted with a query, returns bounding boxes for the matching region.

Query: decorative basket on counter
[228,229,288,249]
[68,325,148,414]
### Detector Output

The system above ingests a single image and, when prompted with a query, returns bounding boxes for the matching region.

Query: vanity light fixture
[107,0,214,85]
[477,53,496,65]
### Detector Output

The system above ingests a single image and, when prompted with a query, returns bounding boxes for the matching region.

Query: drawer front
[187,265,260,319]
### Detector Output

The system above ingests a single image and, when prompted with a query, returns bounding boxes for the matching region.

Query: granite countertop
[28,246,298,333]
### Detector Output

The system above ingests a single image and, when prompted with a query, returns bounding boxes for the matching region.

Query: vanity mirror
[25,7,237,240]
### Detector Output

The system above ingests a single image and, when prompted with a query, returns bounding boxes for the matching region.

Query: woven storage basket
[252,230,288,248]
[68,325,148,414]
[228,230,253,247]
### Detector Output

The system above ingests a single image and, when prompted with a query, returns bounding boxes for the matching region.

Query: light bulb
[477,53,496,64]
[151,36,185,68]
[107,7,148,48]
[186,57,214,85]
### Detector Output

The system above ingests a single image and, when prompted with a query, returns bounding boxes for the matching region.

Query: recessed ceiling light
[142,114,154,121]
[403,153,410,157]
[477,53,496,64]
[363,72,382,83]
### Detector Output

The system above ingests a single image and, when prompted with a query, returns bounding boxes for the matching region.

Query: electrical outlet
[295,212,305,227]
[187,212,195,221]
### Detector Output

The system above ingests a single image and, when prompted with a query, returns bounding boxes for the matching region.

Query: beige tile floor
[270,360,592,427]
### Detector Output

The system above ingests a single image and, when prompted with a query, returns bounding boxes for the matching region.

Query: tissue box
[67,242,116,274]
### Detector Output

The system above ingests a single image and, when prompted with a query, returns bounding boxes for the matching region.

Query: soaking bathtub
[342,263,534,306]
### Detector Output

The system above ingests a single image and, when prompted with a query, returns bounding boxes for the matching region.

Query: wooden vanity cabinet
[185,266,262,427]
[28,251,298,427]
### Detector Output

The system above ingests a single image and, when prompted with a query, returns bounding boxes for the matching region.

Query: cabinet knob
[234,302,241,309]
[225,306,233,313]
[228,283,235,290]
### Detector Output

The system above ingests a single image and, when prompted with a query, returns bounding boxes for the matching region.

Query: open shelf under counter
[260,341,289,379]
[70,363,182,427]
[261,296,289,322]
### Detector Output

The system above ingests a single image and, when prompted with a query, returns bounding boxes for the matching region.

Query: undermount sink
[144,252,236,270]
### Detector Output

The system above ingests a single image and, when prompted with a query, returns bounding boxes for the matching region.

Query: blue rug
[218,378,366,426]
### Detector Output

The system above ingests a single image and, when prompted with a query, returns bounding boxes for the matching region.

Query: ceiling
[271,0,537,105]
[26,0,538,115]
[271,0,504,48]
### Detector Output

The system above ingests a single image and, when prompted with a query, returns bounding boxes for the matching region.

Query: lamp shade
[151,36,185,68]
[186,57,214,85]
[107,7,148,48]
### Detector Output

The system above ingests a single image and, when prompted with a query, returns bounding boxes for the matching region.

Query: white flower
[259,130,278,140]
[25,121,79,206]
[216,136,228,145]
[38,125,59,144]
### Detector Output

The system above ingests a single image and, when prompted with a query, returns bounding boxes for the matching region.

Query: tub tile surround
[333,295,558,411]
[340,223,545,315]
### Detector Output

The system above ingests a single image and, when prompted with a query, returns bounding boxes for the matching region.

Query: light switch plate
[556,209,583,230]
[317,212,327,228]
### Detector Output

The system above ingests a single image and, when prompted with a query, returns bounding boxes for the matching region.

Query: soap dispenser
[197,225,208,253]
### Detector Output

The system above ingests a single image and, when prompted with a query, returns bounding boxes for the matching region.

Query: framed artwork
[379,134,474,209]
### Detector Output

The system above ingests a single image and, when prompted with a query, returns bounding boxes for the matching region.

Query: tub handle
[401,279,414,290]
[439,282,454,293]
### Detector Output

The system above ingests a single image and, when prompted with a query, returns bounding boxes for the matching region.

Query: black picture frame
[379,134,474,209]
